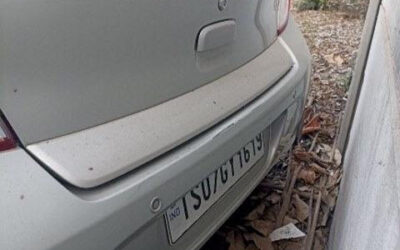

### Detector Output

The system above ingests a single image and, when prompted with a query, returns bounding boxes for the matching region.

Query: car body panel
[0,17,311,250]
[27,39,292,188]
[0,0,277,145]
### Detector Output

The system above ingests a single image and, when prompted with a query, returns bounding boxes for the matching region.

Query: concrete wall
[329,0,400,249]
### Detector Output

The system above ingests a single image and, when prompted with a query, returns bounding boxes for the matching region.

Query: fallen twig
[310,162,331,175]
[329,112,343,163]
[303,189,314,247]
[308,132,320,153]
[321,204,330,227]
[302,126,321,135]
[302,115,321,135]
[276,164,302,227]
[304,191,322,250]
[260,183,319,200]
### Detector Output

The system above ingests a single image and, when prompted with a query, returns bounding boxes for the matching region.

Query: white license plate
[165,133,265,243]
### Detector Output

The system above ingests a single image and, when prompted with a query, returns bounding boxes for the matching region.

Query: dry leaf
[335,55,344,66]
[250,220,275,237]
[324,53,335,64]
[280,240,304,250]
[293,194,309,222]
[287,206,298,222]
[228,232,246,250]
[319,144,332,153]
[310,163,330,175]
[321,189,336,209]
[250,192,268,201]
[326,170,339,189]
[320,204,330,227]
[263,205,280,222]
[331,187,339,199]
[333,149,342,167]
[226,230,235,244]
[266,192,281,205]
[321,127,336,139]
[317,174,328,189]
[243,233,252,242]
[245,203,266,221]
[302,115,321,135]
[335,171,343,186]
[302,126,321,135]
[310,152,331,168]
[324,53,344,66]
[283,216,298,225]
[245,243,259,250]
[297,169,317,184]
[297,185,312,192]
[247,233,274,250]
[313,230,325,250]
[294,150,312,162]
[237,225,248,233]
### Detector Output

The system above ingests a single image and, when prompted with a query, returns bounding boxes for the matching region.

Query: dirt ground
[202,8,365,250]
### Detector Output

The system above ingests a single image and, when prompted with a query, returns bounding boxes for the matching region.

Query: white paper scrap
[269,223,306,242]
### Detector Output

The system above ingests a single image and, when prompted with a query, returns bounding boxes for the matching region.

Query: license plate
[165,133,265,243]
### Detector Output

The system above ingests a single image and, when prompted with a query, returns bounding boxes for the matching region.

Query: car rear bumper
[0,16,310,250]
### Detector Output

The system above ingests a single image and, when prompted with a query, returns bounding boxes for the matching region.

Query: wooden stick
[329,112,343,164]
[302,126,321,135]
[321,204,330,227]
[295,190,318,200]
[259,183,285,190]
[310,162,331,175]
[303,189,314,247]
[276,164,302,227]
[284,153,292,193]
[304,191,322,250]
[260,183,319,200]
[308,132,320,153]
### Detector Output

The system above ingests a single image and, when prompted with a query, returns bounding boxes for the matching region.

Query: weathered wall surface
[329,0,400,249]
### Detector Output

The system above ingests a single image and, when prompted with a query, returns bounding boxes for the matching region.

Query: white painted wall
[329,0,400,249]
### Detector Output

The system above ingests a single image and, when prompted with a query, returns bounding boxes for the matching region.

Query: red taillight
[0,116,17,151]
[277,0,291,35]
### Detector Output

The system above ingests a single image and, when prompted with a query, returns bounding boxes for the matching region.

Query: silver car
[0,0,310,249]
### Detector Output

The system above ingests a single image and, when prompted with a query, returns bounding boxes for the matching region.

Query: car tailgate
[27,39,293,188]
[0,0,278,145]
